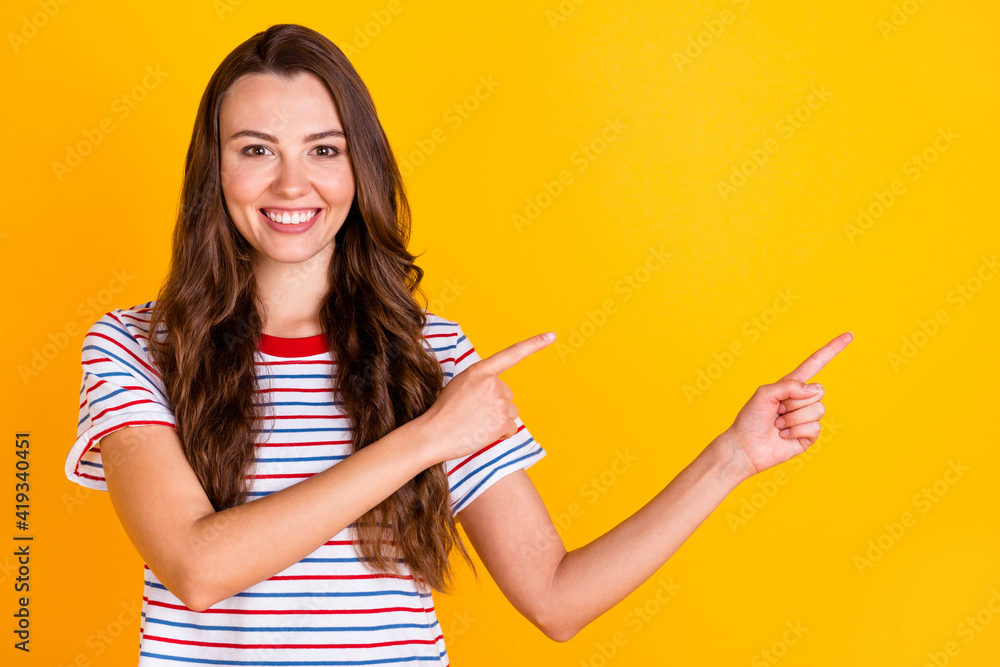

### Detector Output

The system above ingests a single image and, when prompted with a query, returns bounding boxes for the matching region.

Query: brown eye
[241,145,271,157]
[313,145,342,158]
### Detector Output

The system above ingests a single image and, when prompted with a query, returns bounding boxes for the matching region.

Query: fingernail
[808,383,823,393]
[542,332,556,342]
[780,428,790,437]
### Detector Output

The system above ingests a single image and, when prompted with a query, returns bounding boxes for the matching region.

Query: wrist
[402,413,444,470]
[707,429,755,489]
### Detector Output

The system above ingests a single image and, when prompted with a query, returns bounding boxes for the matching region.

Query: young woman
[64,23,852,666]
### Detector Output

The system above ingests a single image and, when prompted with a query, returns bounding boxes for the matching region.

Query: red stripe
[89,398,162,423]
[118,312,154,344]
[256,387,336,394]
[268,573,413,581]
[109,312,160,377]
[254,413,348,421]
[88,329,161,380]
[248,472,317,480]
[72,420,176,480]
[255,440,352,448]
[146,599,434,615]
[144,633,444,650]
[447,424,524,476]
[147,564,416,582]
[261,359,335,366]
[81,378,155,409]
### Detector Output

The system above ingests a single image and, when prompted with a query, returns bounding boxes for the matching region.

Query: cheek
[221,160,267,205]
[220,165,240,205]
[329,170,356,203]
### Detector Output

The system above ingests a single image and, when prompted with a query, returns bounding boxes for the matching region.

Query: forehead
[219,71,344,135]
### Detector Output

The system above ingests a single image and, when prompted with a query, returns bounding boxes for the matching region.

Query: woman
[64,23,852,666]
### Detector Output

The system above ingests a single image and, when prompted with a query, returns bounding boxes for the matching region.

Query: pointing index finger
[477,332,556,376]
[780,331,854,384]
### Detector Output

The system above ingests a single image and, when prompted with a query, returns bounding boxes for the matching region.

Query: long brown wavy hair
[147,23,473,593]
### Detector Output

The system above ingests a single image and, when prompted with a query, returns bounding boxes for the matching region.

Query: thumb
[762,378,822,404]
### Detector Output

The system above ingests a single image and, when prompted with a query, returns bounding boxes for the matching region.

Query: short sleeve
[64,309,177,491]
[437,320,547,514]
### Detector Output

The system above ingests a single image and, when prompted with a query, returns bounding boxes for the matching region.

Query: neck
[253,250,331,337]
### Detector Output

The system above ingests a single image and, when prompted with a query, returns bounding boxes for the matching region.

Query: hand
[721,331,854,481]
[418,331,556,463]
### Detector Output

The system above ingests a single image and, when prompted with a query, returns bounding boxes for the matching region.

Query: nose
[271,155,311,198]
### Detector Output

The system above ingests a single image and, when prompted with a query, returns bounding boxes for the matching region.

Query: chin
[252,245,317,264]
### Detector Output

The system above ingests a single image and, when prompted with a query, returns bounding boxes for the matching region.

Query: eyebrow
[228,129,346,142]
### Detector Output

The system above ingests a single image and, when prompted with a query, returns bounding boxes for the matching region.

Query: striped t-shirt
[64,301,546,666]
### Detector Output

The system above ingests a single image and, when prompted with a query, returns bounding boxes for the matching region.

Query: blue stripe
[71,310,545,667]
[87,371,134,379]
[252,427,351,434]
[93,317,156,356]
[254,401,339,408]
[90,384,128,406]
[450,434,535,494]
[78,373,173,428]
[145,581,424,599]
[453,446,544,512]
[255,456,346,463]
[432,340,458,355]
[82,340,166,402]
[93,316,133,340]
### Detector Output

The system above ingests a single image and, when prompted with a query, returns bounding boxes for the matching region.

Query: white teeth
[264,209,318,225]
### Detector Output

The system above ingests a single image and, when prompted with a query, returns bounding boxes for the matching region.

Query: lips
[258,208,322,234]
[260,208,320,225]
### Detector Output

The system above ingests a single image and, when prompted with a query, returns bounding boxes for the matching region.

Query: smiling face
[219,70,356,272]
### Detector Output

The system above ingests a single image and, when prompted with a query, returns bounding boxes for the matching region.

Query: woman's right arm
[100,416,439,612]
[100,330,554,612]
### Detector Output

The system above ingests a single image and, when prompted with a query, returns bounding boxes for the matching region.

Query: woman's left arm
[456,331,853,642]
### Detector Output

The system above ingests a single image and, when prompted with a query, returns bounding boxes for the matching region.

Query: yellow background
[2,0,998,665]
